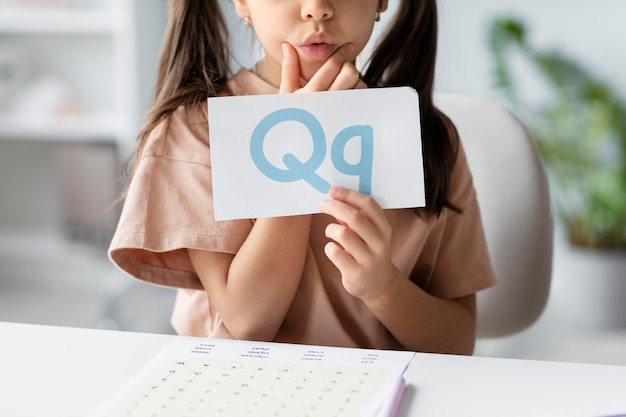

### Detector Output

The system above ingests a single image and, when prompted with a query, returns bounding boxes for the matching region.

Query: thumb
[280,43,302,94]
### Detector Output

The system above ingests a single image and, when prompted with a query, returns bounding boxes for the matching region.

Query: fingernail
[329,186,343,197]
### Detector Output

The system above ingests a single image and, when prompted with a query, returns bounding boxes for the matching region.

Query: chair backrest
[434,93,553,338]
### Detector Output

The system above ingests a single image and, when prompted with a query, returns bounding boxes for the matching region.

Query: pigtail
[127,0,231,179]
[154,0,230,107]
[364,0,460,215]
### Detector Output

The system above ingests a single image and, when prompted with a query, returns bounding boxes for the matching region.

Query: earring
[375,12,381,22]
[243,17,252,28]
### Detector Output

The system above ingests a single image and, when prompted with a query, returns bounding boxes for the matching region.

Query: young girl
[109,0,496,354]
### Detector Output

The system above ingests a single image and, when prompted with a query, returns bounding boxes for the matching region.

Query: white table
[1,321,625,417]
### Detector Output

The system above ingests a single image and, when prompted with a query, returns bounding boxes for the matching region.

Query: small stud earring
[244,17,252,28]
[375,12,381,22]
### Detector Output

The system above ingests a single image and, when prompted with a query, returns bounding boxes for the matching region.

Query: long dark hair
[128,0,230,178]
[130,0,459,214]
[363,0,459,213]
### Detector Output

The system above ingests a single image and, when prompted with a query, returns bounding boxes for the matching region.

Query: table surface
[1,321,625,417]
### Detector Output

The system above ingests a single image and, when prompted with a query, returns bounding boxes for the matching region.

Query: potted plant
[488,17,626,328]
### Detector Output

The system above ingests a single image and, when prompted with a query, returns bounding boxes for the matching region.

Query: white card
[208,87,424,220]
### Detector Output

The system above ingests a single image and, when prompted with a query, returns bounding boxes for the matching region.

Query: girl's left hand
[318,186,396,301]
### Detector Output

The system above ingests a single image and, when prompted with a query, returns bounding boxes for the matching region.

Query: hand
[280,43,367,94]
[318,186,396,301]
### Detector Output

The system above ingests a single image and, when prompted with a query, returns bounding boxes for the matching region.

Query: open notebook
[88,338,414,417]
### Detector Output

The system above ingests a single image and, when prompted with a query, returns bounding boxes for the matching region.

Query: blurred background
[0,0,173,333]
[0,0,624,365]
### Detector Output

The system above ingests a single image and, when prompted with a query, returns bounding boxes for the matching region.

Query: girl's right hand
[280,42,367,94]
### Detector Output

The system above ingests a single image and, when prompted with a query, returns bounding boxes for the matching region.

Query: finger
[303,43,355,91]
[319,196,380,249]
[327,186,388,233]
[280,43,302,94]
[324,241,359,275]
[354,79,368,89]
[324,222,369,260]
[327,61,362,91]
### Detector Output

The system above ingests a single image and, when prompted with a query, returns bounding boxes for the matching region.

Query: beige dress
[109,69,496,350]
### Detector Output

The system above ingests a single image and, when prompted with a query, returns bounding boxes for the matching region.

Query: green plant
[488,17,626,249]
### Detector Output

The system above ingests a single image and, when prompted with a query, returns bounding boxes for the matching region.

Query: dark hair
[130,0,459,214]
[363,0,459,213]
[128,0,231,178]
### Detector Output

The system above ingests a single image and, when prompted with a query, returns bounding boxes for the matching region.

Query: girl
[109,0,496,354]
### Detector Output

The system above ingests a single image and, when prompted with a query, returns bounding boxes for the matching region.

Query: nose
[301,0,333,21]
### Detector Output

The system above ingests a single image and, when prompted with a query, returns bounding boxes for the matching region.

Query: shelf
[0,0,164,265]
[0,8,118,34]
[0,113,122,142]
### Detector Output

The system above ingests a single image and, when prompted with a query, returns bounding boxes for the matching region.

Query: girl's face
[234,0,388,87]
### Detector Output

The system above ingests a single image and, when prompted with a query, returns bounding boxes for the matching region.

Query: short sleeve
[108,104,253,290]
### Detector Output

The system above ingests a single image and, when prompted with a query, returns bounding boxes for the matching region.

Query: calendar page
[89,338,414,417]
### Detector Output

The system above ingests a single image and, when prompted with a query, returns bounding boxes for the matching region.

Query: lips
[300,43,336,60]
[300,33,337,61]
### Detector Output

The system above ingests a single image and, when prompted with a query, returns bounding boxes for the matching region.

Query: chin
[300,64,325,84]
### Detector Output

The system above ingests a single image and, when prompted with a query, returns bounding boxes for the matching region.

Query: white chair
[435,93,553,338]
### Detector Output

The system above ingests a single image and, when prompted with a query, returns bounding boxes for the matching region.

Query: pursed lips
[300,33,337,60]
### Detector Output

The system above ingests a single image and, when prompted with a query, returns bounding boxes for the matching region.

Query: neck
[252,59,282,88]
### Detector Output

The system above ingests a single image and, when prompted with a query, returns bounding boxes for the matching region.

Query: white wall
[435,0,626,103]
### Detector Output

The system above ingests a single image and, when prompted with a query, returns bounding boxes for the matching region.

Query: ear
[378,0,388,13]
[233,0,250,19]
